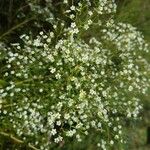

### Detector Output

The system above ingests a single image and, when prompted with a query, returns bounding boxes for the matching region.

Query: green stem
[0,17,34,40]
[0,131,39,150]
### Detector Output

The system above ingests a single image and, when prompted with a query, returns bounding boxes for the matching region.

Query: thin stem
[0,17,34,40]
[0,131,39,150]
[8,0,13,28]
[0,131,23,143]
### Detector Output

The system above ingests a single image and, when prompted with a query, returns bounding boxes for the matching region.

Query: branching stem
[0,131,39,150]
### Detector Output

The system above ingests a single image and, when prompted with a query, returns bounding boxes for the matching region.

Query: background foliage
[116,0,150,149]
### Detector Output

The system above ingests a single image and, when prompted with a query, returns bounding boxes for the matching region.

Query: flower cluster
[0,0,150,150]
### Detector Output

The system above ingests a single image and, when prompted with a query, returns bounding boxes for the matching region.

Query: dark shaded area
[147,127,150,145]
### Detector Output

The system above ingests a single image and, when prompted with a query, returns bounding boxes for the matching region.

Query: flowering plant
[0,0,150,149]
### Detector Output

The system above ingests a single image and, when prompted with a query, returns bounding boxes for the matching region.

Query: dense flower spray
[0,0,150,149]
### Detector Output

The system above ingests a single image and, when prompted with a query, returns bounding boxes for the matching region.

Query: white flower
[70,5,75,11]
[39,89,43,93]
[110,140,114,145]
[88,11,93,16]
[70,14,75,19]
[56,121,61,126]
[55,73,61,79]
[63,0,67,4]
[71,22,76,28]
[50,67,56,73]
[10,93,14,97]
[128,86,133,91]
[46,38,51,43]
[97,122,102,128]
[51,129,57,135]
[64,114,70,120]
[97,143,101,147]
[84,24,89,30]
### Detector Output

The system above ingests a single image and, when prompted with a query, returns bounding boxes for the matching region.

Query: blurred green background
[116,0,150,149]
